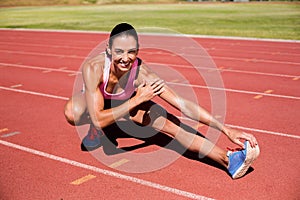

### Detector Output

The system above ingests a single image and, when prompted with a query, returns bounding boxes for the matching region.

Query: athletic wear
[82,124,103,151]
[227,141,260,179]
[82,54,141,150]
[99,54,139,100]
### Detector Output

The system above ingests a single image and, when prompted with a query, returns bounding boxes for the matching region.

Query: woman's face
[110,34,138,73]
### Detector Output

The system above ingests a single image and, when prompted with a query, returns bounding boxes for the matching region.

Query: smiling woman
[63,22,260,179]
[106,23,139,73]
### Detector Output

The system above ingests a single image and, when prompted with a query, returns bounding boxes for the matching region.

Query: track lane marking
[264,90,273,94]
[0,86,68,100]
[3,43,300,66]
[42,70,52,73]
[109,159,130,168]
[10,84,22,88]
[0,49,85,59]
[2,40,299,57]
[1,28,299,45]
[0,86,299,140]
[227,124,300,140]
[254,90,274,99]
[0,139,213,200]
[1,61,299,79]
[150,62,300,79]
[0,62,80,74]
[0,128,9,133]
[254,95,263,99]
[0,63,299,100]
[1,131,21,138]
[1,49,299,66]
[169,82,300,100]
[177,116,300,140]
[70,174,96,185]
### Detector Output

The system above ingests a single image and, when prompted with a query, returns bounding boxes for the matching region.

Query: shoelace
[88,126,99,140]
[226,147,243,157]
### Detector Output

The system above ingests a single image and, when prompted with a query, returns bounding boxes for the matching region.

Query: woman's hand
[224,126,258,149]
[134,79,165,104]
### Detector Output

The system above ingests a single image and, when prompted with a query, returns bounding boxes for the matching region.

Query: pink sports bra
[99,54,139,100]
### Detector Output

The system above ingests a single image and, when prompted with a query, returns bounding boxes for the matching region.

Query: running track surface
[0,29,299,200]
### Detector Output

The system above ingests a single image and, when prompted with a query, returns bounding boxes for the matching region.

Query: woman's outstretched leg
[129,102,258,179]
[129,102,229,168]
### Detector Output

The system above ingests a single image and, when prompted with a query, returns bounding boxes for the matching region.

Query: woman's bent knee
[64,101,76,126]
[64,95,88,126]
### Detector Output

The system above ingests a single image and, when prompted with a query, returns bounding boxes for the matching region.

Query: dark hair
[108,23,139,49]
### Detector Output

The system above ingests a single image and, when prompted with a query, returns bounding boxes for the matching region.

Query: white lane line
[10,84,23,88]
[1,40,299,58]
[142,51,300,66]
[0,62,299,100]
[227,124,300,140]
[0,86,68,100]
[0,62,81,74]
[1,131,21,138]
[0,86,299,140]
[213,55,300,66]
[0,41,94,51]
[0,139,213,200]
[1,48,299,66]
[149,62,299,79]
[169,82,300,100]
[177,116,300,140]
[2,61,298,79]
[0,49,85,59]
[1,27,299,43]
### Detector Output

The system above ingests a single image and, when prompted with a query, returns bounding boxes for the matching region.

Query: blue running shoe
[227,141,259,179]
[82,124,103,151]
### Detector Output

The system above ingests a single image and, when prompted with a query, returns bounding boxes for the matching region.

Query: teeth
[121,63,129,67]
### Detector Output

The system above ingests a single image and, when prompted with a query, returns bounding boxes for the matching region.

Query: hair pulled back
[108,23,139,49]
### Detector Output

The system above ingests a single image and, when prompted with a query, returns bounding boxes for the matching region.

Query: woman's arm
[138,63,257,148]
[159,85,224,131]
[82,57,138,130]
[82,58,164,130]
[161,85,257,148]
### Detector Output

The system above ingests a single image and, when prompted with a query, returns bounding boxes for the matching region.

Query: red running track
[0,29,299,200]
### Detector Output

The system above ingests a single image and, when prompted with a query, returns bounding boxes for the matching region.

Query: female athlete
[64,23,259,179]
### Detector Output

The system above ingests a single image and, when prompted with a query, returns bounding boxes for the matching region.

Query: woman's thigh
[128,101,169,130]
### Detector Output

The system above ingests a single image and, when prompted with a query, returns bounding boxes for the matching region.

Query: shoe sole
[81,142,102,151]
[254,144,260,161]
[232,142,259,179]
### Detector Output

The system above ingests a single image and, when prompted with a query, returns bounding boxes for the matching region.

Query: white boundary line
[0,86,68,100]
[2,61,299,79]
[150,62,299,79]
[0,49,85,59]
[1,62,299,100]
[0,86,299,140]
[1,28,299,43]
[169,82,300,100]
[2,48,299,66]
[0,139,213,200]
[227,124,300,140]
[0,62,81,74]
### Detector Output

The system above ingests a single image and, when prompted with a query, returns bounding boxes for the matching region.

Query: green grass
[0,3,299,40]
[0,0,179,7]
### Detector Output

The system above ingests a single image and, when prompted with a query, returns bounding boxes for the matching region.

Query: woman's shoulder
[138,60,152,75]
[81,53,106,86]
[82,52,106,74]
[136,60,160,82]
